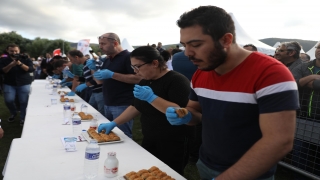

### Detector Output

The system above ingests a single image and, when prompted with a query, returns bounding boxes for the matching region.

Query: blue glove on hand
[133,85,158,103]
[66,91,75,96]
[166,107,192,125]
[60,79,67,84]
[61,82,72,87]
[52,74,60,79]
[98,121,117,134]
[75,84,87,92]
[93,69,114,80]
[86,59,97,70]
[65,70,74,78]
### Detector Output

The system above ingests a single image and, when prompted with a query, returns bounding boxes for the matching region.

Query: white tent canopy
[306,41,319,60]
[230,13,275,55]
[273,42,280,48]
[121,38,134,52]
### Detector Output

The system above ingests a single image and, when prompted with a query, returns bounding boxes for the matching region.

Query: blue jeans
[196,159,275,180]
[3,84,31,120]
[88,92,105,116]
[104,105,133,138]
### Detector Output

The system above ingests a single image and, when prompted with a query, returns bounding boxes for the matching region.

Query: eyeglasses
[277,49,292,52]
[131,62,149,71]
[97,36,116,41]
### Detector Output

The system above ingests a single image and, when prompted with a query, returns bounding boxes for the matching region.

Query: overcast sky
[0,0,319,46]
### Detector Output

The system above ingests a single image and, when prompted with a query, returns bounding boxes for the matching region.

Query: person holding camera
[0,44,34,126]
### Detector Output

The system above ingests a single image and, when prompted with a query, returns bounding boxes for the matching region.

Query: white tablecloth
[3,80,186,180]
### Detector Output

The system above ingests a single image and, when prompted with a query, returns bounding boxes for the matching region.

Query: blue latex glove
[60,79,67,84]
[66,91,75,96]
[166,107,192,125]
[65,70,74,78]
[86,59,96,70]
[52,74,60,79]
[98,121,117,134]
[93,69,114,80]
[61,82,72,87]
[75,84,87,92]
[133,85,158,103]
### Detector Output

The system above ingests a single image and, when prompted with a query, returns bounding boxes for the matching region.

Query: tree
[43,39,71,56]
[25,37,50,58]
[0,31,31,54]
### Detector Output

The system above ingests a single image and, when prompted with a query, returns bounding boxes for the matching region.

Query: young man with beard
[165,6,299,180]
[0,44,34,126]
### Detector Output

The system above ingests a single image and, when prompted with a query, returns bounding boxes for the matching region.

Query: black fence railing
[281,88,320,179]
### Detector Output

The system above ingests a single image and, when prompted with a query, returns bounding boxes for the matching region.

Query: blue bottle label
[72,119,81,125]
[85,152,100,160]
[64,105,71,110]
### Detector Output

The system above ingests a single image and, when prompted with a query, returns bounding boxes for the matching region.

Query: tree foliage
[0,31,71,58]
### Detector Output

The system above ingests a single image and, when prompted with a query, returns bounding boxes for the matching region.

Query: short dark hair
[130,46,167,70]
[243,44,257,51]
[68,49,84,58]
[6,43,19,50]
[171,48,182,56]
[53,59,68,69]
[177,6,236,43]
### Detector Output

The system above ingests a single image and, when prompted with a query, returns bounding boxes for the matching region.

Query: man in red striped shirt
[166,6,299,180]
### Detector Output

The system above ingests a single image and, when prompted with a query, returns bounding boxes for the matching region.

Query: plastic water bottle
[104,152,119,178]
[52,83,58,95]
[63,66,69,79]
[95,59,102,70]
[72,112,82,135]
[63,100,71,124]
[84,140,100,179]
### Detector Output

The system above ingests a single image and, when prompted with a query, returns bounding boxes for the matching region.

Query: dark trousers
[141,136,189,175]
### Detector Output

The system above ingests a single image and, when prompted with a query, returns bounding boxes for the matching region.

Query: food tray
[81,131,123,145]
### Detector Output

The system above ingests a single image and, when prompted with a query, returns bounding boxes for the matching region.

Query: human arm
[215,110,296,180]
[98,106,140,134]
[93,69,142,84]
[0,127,3,138]
[297,75,320,87]
[1,60,17,73]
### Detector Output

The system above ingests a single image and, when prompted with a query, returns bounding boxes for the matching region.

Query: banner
[53,48,61,56]
[77,39,90,56]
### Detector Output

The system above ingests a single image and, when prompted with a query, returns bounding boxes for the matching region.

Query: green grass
[0,94,311,180]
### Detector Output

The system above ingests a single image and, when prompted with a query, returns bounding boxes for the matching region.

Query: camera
[13,54,28,60]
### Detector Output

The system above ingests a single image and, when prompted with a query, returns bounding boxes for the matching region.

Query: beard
[189,42,227,71]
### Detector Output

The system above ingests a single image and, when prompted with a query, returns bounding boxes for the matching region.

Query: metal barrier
[281,88,320,179]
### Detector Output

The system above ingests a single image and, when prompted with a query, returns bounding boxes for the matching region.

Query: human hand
[93,69,114,80]
[98,121,117,134]
[60,79,66,84]
[133,85,158,103]
[65,70,74,78]
[66,91,75,96]
[166,107,192,125]
[75,84,87,92]
[86,59,97,70]
[61,82,72,87]
[52,74,60,79]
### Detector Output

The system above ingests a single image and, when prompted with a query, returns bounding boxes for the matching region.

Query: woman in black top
[98,46,190,175]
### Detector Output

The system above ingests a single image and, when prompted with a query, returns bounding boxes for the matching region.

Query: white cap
[101,54,107,58]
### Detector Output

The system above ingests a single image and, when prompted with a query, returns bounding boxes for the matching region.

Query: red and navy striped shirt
[190,52,299,178]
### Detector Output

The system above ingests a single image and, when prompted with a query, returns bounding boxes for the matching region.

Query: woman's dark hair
[160,50,171,62]
[177,6,236,43]
[130,46,167,70]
